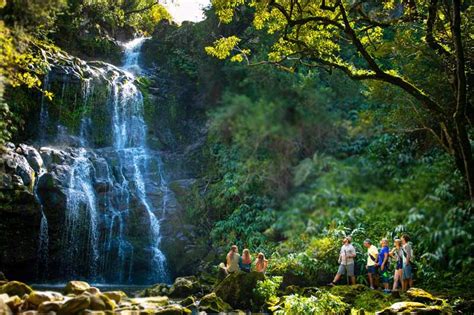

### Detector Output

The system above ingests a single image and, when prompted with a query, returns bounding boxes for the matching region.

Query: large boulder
[0,294,12,315]
[102,291,127,304]
[155,304,192,315]
[58,295,90,315]
[3,150,35,189]
[37,301,62,313]
[17,144,43,173]
[406,288,444,305]
[214,271,265,309]
[168,276,201,298]
[27,291,63,306]
[198,292,232,313]
[0,281,33,297]
[4,295,22,313]
[64,281,91,295]
[377,301,445,314]
[139,283,171,297]
[130,296,169,308]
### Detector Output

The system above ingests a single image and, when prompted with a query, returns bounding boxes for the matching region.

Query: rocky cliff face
[0,144,42,281]
[1,33,211,283]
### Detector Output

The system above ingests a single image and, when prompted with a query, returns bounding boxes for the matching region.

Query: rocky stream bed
[0,269,465,314]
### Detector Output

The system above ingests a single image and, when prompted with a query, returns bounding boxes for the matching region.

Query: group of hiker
[223,234,414,293]
[329,234,414,293]
[224,245,269,274]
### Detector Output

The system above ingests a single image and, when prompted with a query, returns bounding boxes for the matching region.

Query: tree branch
[426,0,452,58]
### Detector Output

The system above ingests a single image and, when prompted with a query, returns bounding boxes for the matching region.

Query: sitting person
[255,252,268,273]
[226,245,240,273]
[239,249,252,272]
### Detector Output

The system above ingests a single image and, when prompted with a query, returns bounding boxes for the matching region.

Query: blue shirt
[378,246,389,266]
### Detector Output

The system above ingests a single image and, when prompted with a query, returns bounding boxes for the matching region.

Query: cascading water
[109,37,170,283]
[34,167,49,281]
[36,37,172,284]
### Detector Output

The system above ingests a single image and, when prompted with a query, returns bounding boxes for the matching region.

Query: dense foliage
[150,3,474,293]
[0,0,472,303]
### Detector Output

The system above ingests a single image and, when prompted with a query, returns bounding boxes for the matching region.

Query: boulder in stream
[169,276,201,298]
[214,271,265,309]
[198,292,232,313]
[64,280,91,295]
[58,295,90,314]
[0,281,33,297]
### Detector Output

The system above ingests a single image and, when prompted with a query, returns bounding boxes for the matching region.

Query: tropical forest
[0,0,472,314]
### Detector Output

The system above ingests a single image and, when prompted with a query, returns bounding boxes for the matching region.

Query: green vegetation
[0,0,473,311]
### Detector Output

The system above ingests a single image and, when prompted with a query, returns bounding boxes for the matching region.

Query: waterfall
[110,37,170,283]
[34,167,49,281]
[37,37,172,284]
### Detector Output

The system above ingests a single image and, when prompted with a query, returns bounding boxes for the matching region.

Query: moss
[406,288,444,305]
[199,292,232,313]
[353,289,395,312]
[329,284,368,305]
[99,293,116,311]
[214,271,265,310]
[0,281,33,297]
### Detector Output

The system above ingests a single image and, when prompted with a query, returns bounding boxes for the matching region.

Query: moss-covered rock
[168,276,201,298]
[64,280,91,295]
[88,294,106,311]
[406,288,444,305]
[179,295,195,307]
[102,291,127,303]
[199,292,232,313]
[377,301,447,314]
[98,293,116,311]
[329,284,368,305]
[214,271,265,309]
[139,283,171,297]
[37,301,62,313]
[58,295,90,314]
[155,304,192,315]
[27,291,63,306]
[0,281,33,297]
[353,289,394,312]
[130,296,169,307]
[5,295,22,313]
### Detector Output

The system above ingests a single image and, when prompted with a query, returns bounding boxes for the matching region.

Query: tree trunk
[452,121,474,199]
[451,0,473,199]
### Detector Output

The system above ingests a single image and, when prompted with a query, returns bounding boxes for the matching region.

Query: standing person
[389,239,403,291]
[240,249,252,272]
[255,252,268,273]
[363,239,378,289]
[378,238,391,293]
[328,236,357,286]
[401,234,414,291]
[226,245,240,273]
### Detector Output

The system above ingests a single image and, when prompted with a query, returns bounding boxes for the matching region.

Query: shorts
[396,261,403,270]
[337,263,354,277]
[379,266,390,283]
[367,265,377,274]
[403,264,413,280]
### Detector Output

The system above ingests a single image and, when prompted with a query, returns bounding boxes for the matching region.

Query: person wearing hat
[329,236,357,286]
[363,239,379,289]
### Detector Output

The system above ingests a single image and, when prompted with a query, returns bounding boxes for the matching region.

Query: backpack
[402,245,415,263]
